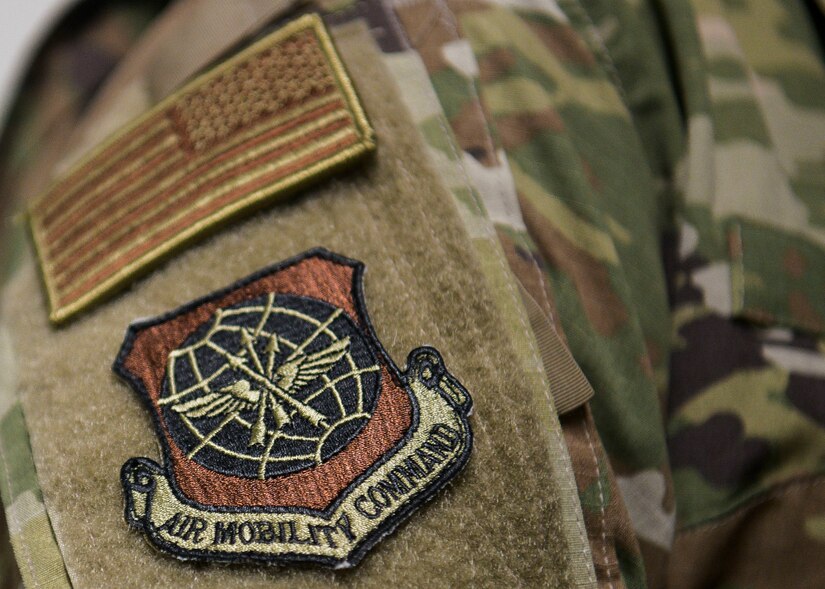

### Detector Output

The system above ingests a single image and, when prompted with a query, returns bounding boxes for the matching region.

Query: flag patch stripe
[30,15,374,323]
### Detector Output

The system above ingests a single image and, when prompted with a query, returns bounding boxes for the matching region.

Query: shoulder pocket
[729,218,825,335]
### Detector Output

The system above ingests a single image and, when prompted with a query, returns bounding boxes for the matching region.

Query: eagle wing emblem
[171,380,260,418]
[170,336,351,447]
[273,337,350,390]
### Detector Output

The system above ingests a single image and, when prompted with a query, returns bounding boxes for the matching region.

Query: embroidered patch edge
[29,14,376,325]
[114,248,473,567]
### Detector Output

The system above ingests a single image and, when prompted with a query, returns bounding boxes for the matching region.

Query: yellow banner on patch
[29,14,375,324]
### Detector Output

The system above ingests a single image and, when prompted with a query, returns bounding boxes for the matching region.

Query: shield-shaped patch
[116,249,473,567]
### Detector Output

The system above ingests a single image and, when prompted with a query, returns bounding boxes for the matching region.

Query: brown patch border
[115,249,474,567]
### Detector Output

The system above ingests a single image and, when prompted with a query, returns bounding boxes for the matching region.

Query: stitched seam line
[430,0,594,581]
[381,3,582,580]
[584,422,614,589]
[557,0,628,104]
[0,414,39,588]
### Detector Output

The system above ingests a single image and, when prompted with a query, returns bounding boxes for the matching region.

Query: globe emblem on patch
[118,250,474,567]
[159,293,381,479]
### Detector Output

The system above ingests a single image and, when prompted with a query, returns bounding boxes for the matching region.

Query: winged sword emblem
[170,332,351,447]
[118,250,474,567]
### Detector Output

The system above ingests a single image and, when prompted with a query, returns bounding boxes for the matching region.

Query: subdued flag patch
[114,250,473,567]
[29,14,375,324]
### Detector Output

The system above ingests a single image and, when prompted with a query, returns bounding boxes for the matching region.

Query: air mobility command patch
[29,14,375,324]
[115,250,473,567]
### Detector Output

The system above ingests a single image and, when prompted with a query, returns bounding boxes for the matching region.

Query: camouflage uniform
[0,0,823,587]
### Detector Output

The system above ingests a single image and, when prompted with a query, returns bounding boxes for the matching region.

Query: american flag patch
[29,14,375,324]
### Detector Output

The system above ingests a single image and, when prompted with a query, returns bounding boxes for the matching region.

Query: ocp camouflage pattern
[0,0,824,587]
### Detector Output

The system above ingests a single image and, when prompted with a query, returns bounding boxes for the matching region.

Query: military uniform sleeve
[1,0,824,587]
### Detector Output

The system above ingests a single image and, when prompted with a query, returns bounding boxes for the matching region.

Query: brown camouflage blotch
[561,406,640,589]
[638,351,655,381]
[789,290,825,332]
[451,100,498,165]
[519,191,629,336]
[741,306,777,327]
[783,247,807,279]
[393,0,452,73]
[392,0,499,166]
[525,20,597,67]
[496,227,562,330]
[637,538,669,589]
[580,157,603,193]
[726,229,742,268]
[496,108,565,150]
[662,464,676,515]
[669,475,825,589]
[477,47,517,83]
[646,339,663,369]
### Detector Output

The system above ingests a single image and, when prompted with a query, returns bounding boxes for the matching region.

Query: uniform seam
[383,154,523,585]
[350,154,517,577]
[386,0,597,583]
[557,0,628,104]
[677,474,825,536]
[583,421,614,589]
[335,35,501,577]
[529,253,555,326]
[381,10,521,580]
[0,416,40,588]
[437,0,594,581]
